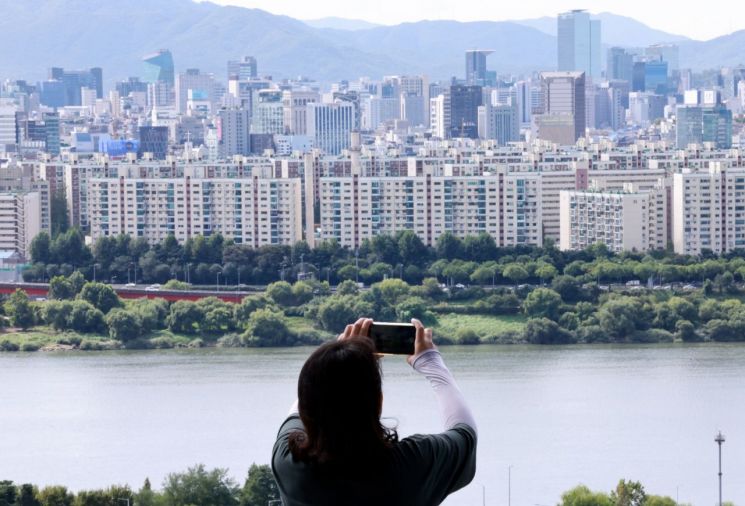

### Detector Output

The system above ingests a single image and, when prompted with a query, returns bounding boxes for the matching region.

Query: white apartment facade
[0,192,43,258]
[560,185,668,253]
[88,175,302,247]
[672,163,745,255]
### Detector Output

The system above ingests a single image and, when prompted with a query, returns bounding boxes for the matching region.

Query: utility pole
[715,431,725,506]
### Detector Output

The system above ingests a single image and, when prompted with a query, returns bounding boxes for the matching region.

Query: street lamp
[355,249,359,284]
[508,465,513,506]
[93,263,99,282]
[216,266,224,291]
[715,431,725,506]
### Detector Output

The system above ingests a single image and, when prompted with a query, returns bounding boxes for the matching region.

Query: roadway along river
[1,344,743,505]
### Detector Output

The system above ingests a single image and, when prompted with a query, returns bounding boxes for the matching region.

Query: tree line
[0,463,278,506]
[22,229,745,293]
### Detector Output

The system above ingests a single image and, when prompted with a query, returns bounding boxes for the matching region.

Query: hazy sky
[208,0,745,41]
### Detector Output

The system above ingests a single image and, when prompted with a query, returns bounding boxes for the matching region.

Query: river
[1,344,743,505]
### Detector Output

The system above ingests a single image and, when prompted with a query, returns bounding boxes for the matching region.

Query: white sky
[208,0,745,41]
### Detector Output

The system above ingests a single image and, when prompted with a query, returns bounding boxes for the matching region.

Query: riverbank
[0,313,529,352]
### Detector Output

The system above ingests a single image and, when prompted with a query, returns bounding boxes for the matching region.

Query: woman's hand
[338,317,373,341]
[407,318,436,365]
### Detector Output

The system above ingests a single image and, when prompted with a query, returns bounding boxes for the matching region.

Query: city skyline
[207,0,745,41]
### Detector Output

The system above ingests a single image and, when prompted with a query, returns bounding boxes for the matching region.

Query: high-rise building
[218,108,251,157]
[0,103,17,153]
[430,95,447,139]
[48,67,103,105]
[672,164,745,254]
[478,101,519,145]
[282,89,319,135]
[89,174,302,246]
[0,191,43,258]
[307,102,355,155]
[465,50,494,85]
[175,69,216,115]
[676,104,732,149]
[632,61,646,92]
[557,10,601,78]
[560,184,668,253]
[447,85,482,139]
[138,126,169,159]
[644,60,668,94]
[628,92,666,126]
[227,56,258,81]
[142,50,175,87]
[645,44,679,74]
[116,77,149,97]
[535,72,586,144]
[607,47,634,82]
[515,81,532,126]
[252,89,284,135]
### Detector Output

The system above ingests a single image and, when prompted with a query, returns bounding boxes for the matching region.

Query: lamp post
[216,266,224,291]
[715,431,725,506]
[508,465,512,506]
[93,263,99,282]
[355,249,359,284]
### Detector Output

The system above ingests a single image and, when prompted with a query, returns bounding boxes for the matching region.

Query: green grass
[433,313,526,340]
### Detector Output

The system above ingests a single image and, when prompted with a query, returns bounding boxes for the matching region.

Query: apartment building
[560,183,668,253]
[0,192,43,258]
[672,163,745,255]
[319,175,501,248]
[88,174,302,247]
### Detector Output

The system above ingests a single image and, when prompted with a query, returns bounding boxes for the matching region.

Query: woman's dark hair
[289,337,397,464]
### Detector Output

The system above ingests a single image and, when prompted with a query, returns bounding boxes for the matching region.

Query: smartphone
[369,322,416,355]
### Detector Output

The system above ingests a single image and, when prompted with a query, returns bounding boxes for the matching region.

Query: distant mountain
[515,12,690,47]
[0,0,405,84]
[679,31,745,70]
[304,17,381,31]
[0,0,740,87]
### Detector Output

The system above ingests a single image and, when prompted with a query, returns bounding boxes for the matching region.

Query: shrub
[455,328,481,345]
[0,340,19,351]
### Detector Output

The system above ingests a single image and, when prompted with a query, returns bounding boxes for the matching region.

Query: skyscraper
[142,50,175,87]
[227,56,258,81]
[137,126,169,159]
[307,102,354,155]
[48,67,103,105]
[535,71,586,144]
[557,10,601,78]
[218,108,251,157]
[447,84,482,139]
[607,47,633,82]
[465,50,494,85]
[677,92,732,149]
[175,69,216,114]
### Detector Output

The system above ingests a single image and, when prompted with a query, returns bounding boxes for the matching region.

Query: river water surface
[1,344,743,505]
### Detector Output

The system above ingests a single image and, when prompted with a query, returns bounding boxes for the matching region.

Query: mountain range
[1,0,744,86]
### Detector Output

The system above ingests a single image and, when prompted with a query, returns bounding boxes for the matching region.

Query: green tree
[37,486,74,506]
[0,480,18,506]
[395,296,437,326]
[317,295,357,333]
[397,230,428,266]
[435,232,462,260]
[266,281,295,307]
[50,189,70,237]
[535,263,558,284]
[134,479,158,506]
[523,288,563,321]
[597,297,643,341]
[291,281,315,306]
[162,464,238,506]
[470,263,498,286]
[234,296,273,327]
[610,479,646,506]
[48,275,75,300]
[371,278,410,306]
[502,263,529,286]
[30,232,52,264]
[675,320,698,342]
[239,464,279,506]
[560,485,612,506]
[244,309,293,347]
[166,301,203,334]
[523,317,575,345]
[79,282,122,314]
[106,309,142,342]
[18,484,40,506]
[5,289,35,329]
[455,328,480,345]
[336,279,359,296]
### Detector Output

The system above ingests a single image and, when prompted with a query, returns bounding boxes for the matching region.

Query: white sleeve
[287,399,299,417]
[411,349,477,434]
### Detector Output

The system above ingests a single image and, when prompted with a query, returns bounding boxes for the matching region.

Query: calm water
[1,344,743,505]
